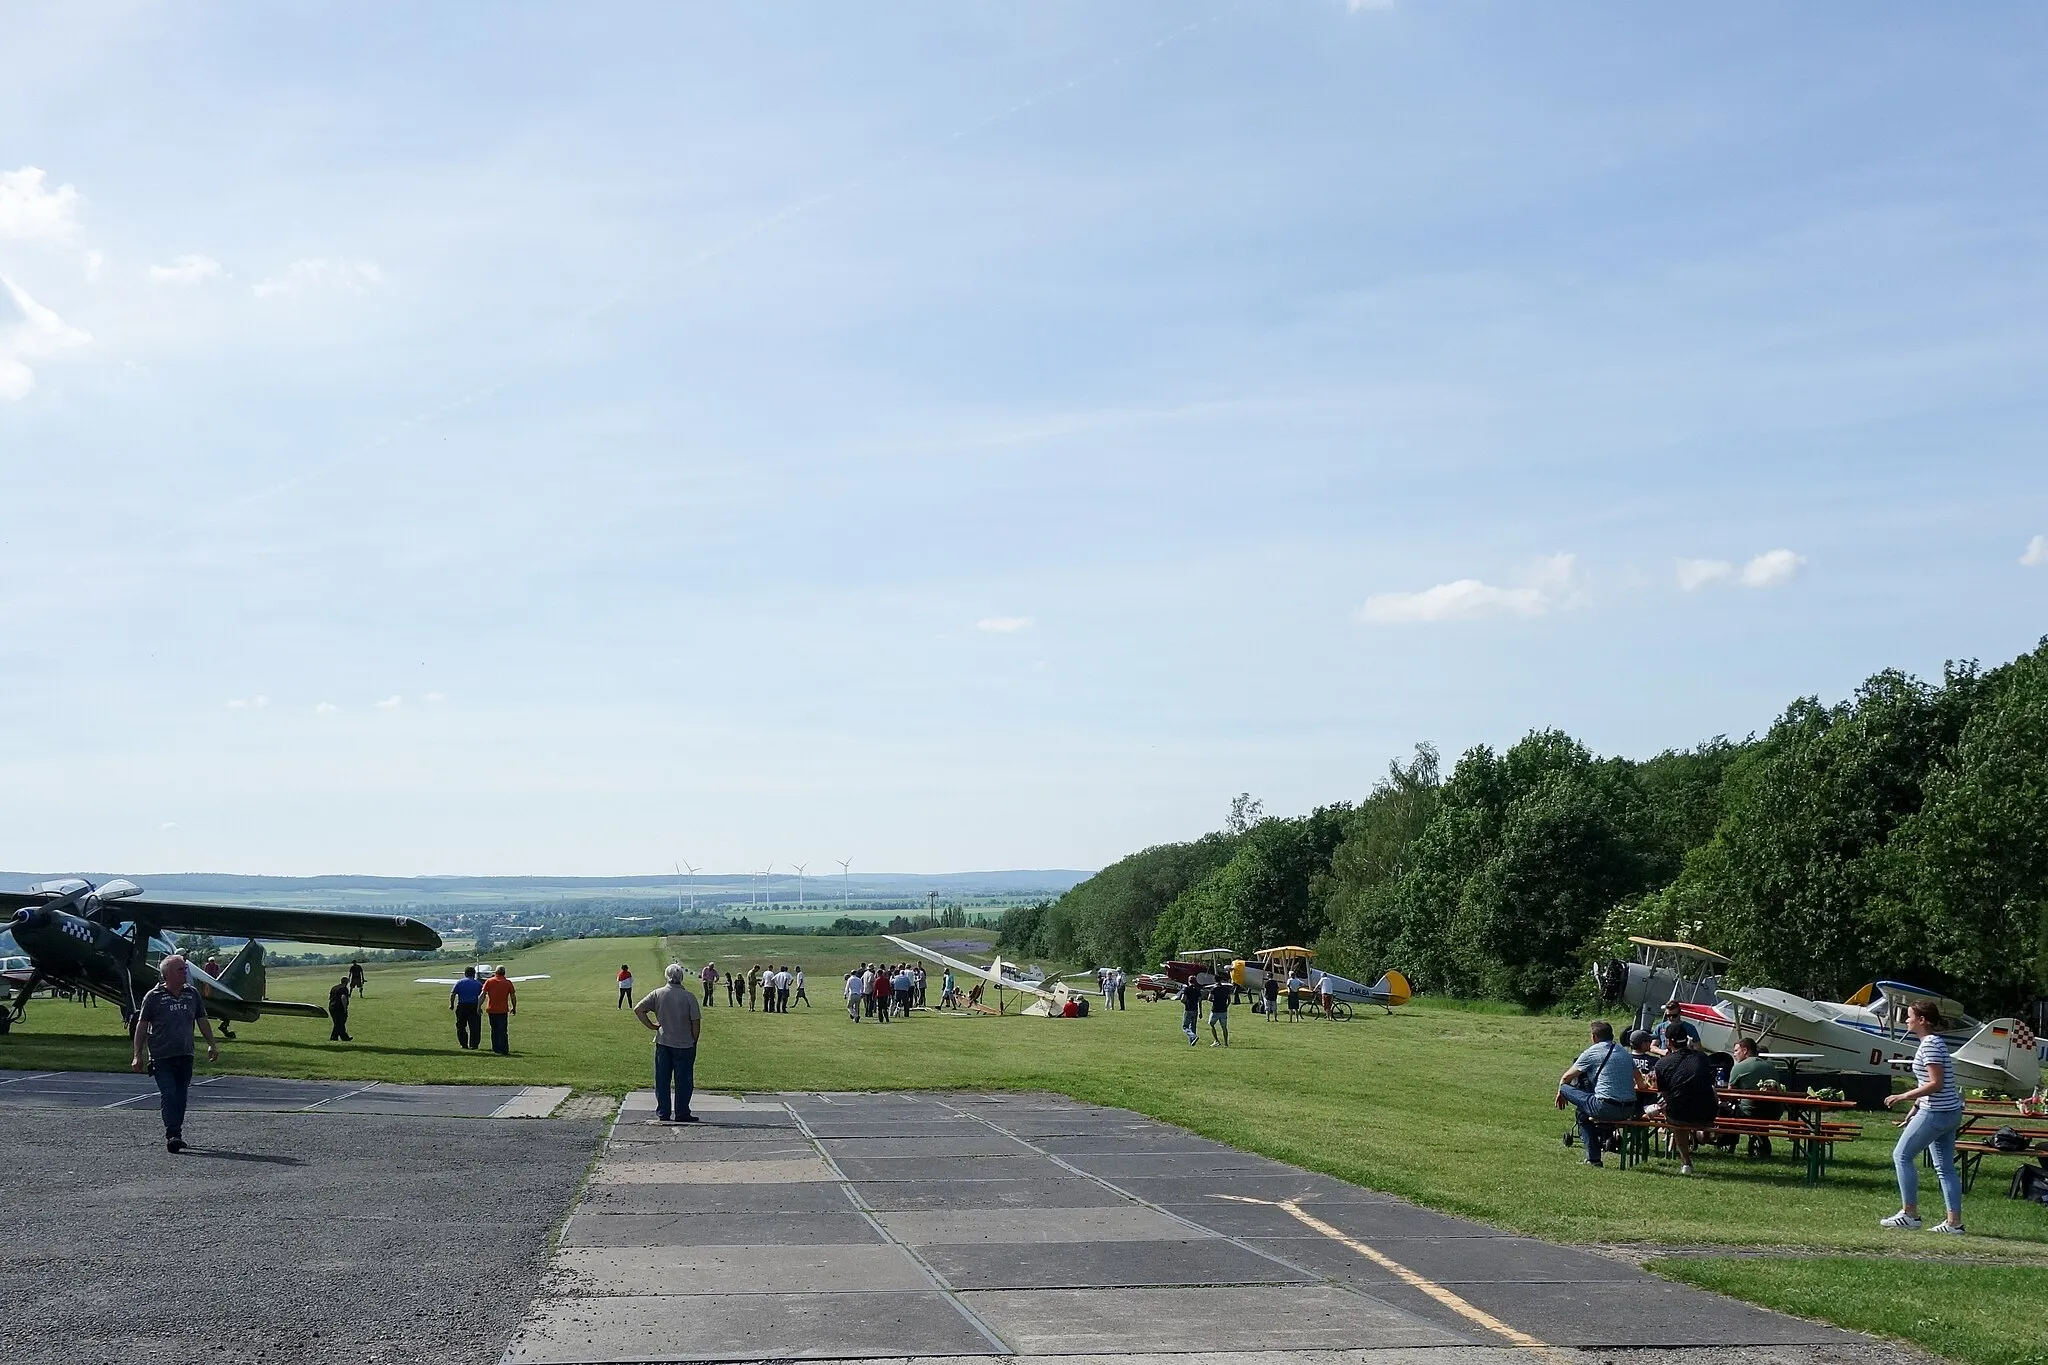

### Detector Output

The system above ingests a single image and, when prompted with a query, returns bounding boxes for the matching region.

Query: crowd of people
[1556,997,1972,1233]
[843,962,932,1021]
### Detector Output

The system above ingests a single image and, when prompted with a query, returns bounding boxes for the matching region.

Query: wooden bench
[1604,1115,1861,1183]
[1952,1141,2048,1194]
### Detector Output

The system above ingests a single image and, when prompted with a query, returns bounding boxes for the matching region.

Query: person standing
[450,966,483,1049]
[633,963,704,1123]
[1115,968,1127,1011]
[873,965,894,1022]
[1262,970,1280,1022]
[1285,969,1306,1021]
[481,966,517,1055]
[349,959,366,997]
[892,964,913,1017]
[328,974,354,1042]
[1882,1001,1969,1234]
[861,965,876,1017]
[776,966,792,1014]
[130,953,218,1153]
[1179,978,1203,1046]
[845,969,863,1021]
[793,966,809,1008]
[1208,977,1232,1047]
[746,966,760,1012]
[616,964,635,1009]
[700,961,718,1007]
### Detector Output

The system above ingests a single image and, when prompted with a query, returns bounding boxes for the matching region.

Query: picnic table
[1608,1089,1861,1183]
[1928,1103,2048,1193]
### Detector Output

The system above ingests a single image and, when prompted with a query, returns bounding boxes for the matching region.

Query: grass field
[1654,1257,2048,1365]
[9,931,2048,1364]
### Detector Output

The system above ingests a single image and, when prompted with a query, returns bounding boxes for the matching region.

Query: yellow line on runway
[1214,1195,1568,1358]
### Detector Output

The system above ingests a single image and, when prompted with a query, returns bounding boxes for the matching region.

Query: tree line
[1000,637,2048,1013]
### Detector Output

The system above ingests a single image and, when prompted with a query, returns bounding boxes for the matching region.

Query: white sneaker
[1926,1221,1967,1236]
[1680,1163,1694,1176]
[1879,1210,1923,1230]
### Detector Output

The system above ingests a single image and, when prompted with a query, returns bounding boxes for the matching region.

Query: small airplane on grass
[412,965,551,985]
[1592,936,2040,1102]
[882,935,1087,1018]
[0,878,441,1034]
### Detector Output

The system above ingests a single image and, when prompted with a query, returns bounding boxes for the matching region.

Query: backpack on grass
[2009,1162,2048,1204]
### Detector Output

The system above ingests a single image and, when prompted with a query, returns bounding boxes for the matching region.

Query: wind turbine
[836,857,851,907]
[791,861,807,907]
[676,860,700,913]
[757,863,773,906]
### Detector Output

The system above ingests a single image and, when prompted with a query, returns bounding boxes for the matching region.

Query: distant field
[9,930,2047,1268]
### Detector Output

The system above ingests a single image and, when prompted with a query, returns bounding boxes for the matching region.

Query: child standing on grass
[617,965,634,1009]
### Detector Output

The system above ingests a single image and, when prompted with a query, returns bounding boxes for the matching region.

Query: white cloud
[0,272,91,401]
[314,701,338,715]
[1674,558,1733,591]
[226,694,270,710]
[82,250,104,282]
[976,616,1034,633]
[1358,553,1582,625]
[0,167,81,243]
[424,691,447,703]
[1739,548,1804,588]
[252,257,382,298]
[159,822,179,832]
[2022,535,2047,568]
[375,694,402,709]
[148,253,224,286]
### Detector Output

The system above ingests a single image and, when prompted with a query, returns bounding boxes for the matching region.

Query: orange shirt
[481,976,516,1014]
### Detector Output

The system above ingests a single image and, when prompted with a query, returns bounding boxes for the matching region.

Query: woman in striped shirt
[1880,1000,1968,1234]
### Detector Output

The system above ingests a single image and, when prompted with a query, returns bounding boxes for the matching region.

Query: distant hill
[0,869,1092,904]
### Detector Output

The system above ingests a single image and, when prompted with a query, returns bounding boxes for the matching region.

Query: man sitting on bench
[1558,1020,1646,1167]
[1650,1032,1719,1175]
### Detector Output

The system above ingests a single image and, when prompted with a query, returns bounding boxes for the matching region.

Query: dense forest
[1001,638,2048,1013]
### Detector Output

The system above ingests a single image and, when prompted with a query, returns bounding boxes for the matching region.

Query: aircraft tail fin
[1372,970,1413,1007]
[216,939,266,1004]
[1953,1019,2043,1094]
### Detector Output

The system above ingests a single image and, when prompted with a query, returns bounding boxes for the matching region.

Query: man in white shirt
[844,970,862,1021]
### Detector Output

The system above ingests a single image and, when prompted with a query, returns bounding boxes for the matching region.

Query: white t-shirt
[844,974,861,999]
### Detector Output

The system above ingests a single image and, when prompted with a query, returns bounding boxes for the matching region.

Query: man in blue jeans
[633,963,704,1123]
[130,953,220,1153]
[1558,1019,1644,1166]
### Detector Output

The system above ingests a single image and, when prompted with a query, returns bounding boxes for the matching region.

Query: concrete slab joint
[499,1091,1861,1365]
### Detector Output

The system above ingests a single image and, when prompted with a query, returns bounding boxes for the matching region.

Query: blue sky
[2,2,2044,876]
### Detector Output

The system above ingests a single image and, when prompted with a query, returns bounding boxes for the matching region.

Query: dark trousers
[1117,986,1126,1009]
[1560,1084,1634,1162]
[329,1005,350,1041]
[654,1043,696,1121]
[777,988,790,1012]
[617,986,631,1008]
[702,983,714,1006]
[454,1003,481,1049]
[152,1053,194,1139]
[488,1011,510,1054]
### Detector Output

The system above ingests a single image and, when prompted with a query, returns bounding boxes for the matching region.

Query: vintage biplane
[882,935,1089,1018]
[1252,946,1412,1018]
[1591,936,1730,1032]
[0,878,441,1034]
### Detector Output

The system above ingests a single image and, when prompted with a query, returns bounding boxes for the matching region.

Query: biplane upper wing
[883,935,1054,1001]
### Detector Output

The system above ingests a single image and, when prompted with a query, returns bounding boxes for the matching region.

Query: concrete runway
[0,1066,568,1117]
[0,1095,605,1365]
[507,1091,1918,1365]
